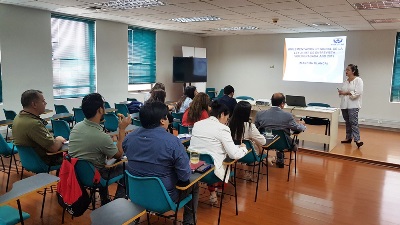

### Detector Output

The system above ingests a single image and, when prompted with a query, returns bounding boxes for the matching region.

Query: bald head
[271,93,286,107]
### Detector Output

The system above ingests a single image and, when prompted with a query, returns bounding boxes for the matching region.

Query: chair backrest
[125,171,176,214]
[216,89,224,99]
[132,118,142,127]
[73,108,85,123]
[75,160,101,188]
[54,104,70,114]
[51,120,71,140]
[15,145,54,173]
[104,101,111,109]
[178,124,189,134]
[236,96,255,101]
[0,135,13,156]
[198,153,221,184]
[114,103,130,117]
[3,109,17,120]
[238,140,258,164]
[171,112,184,121]
[268,130,292,151]
[104,114,119,132]
[307,102,331,107]
[205,88,216,99]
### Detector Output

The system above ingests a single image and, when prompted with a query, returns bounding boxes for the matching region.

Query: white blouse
[339,77,363,109]
[178,97,193,113]
[189,116,248,182]
[243,122,266,146]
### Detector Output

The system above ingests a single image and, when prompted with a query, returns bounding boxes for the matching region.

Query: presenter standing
[338,64,364,148]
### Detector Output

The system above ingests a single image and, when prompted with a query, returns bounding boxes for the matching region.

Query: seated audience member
[123,101,198,225]
[13,89,66,166]
[254,93,306,168]
[189,101,248,204]
[181,92,210,127]
[69,93,131,205]
[146,89,174,132]
[176,86,198,113]
[144,82,165,102]
[229,101,268,180]
[218,85,237,115]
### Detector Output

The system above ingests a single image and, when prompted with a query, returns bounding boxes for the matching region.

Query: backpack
[57,184,91,217]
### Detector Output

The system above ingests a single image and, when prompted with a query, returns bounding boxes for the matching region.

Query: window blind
[391,32,400,102]
[51,15,96,99]
[128,27,156,84]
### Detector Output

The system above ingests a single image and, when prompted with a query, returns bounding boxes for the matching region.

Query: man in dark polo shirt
[13,89,66,166]
[218,85,237,115]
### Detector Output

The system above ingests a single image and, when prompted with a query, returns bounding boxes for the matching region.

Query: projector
[256,99,270,106]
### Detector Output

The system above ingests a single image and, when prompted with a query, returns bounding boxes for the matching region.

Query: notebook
[286,95,307,107]
[190,160,205,171]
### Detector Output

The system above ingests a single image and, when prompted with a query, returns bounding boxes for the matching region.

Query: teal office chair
[72,108,85,124]
[15,145,61,180]
[132,118,142,127]
[0,205,30,225]
[198,153,238,225]
[54,104,74,126]
[0,136,19,192]
[238,140,267,202]
[75,160,123,209]
[114,103,130,117]
[265,130,297,190]
[216,89,224,99]
[104,114,119,132]
[125,170,193,225]
[302,102,331,149]
[236,96,254,101]
[51,120,71,140]
[3,109,17,141]
[205,88,216,99]
[178,124,189,134]
[104,101,111,109]
[171,112,184,130]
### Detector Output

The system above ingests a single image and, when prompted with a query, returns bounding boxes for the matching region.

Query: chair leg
[254,154,263,202]
[6,127,9,142]
[234,163,238,216]
[266,150,269,191]
[295,151,297,174]
[13,153,19,174]
[41,187,47,218]
[217,166,230,225]
[0,156,5,171]
[146,212,150,225]
[17,199,25,225]
[20,167,24,180]
[6,154,13,192]
[287,151,292,182]
[62,206,66,224]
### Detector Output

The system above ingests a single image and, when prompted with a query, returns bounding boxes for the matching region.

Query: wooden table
[90,198,146,225]
[44,113,74,121]
[105,108,117,113]
[0,119,13,127]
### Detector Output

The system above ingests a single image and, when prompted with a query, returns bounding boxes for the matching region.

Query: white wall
[0,4,204,120]
[205,31,400,127]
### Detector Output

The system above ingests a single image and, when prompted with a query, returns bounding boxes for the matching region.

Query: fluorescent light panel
[354,0,400,10]
[216,26,259,31]
[95,0,165,10]
[169,16,221,23]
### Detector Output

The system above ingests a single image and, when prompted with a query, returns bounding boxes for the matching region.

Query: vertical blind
[51,15,96,99]
[128,27,156,84]
[391,32,400,102]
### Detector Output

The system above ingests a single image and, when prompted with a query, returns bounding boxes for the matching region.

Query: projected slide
[283,36,347,83]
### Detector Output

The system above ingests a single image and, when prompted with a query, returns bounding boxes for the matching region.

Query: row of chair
[205,88,255,101]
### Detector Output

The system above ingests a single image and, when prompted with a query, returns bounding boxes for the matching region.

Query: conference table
[251,104,339,151]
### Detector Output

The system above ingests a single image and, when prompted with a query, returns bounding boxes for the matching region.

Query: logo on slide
[333,38,343,43]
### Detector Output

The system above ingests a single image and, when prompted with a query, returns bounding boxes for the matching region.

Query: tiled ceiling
[1,0,400,36]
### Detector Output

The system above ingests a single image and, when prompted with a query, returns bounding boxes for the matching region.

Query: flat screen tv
[173,57,207,83]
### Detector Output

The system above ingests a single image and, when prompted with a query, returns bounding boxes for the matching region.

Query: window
[51,15,96,99]
[391,32,400,102]
[128,27,156,88]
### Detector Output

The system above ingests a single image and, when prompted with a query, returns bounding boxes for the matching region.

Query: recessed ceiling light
[354,0,400,10]
[369,18,400,23]
[216,26,259,31]
[312,22,331,27]
[94,0,165,10]
[169,16,221,23]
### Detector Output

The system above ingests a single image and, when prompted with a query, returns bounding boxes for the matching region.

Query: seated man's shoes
[356,141,363,148]
[341,139,352,143]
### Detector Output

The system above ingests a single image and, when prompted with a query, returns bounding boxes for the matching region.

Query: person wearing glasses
[338,64,364,148]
